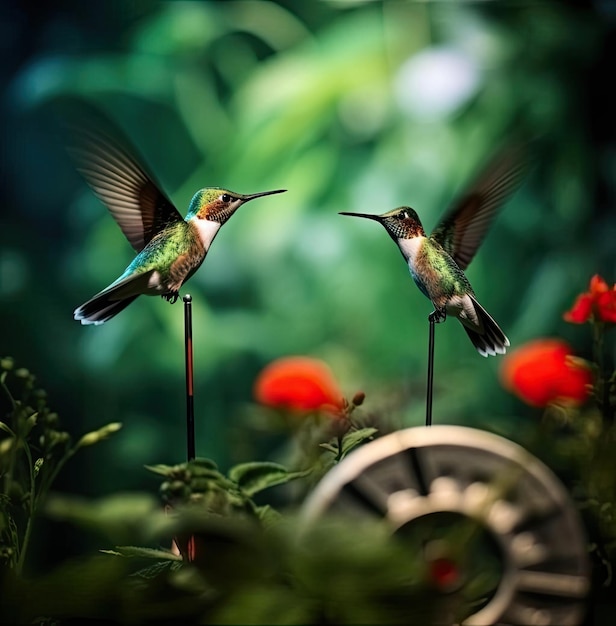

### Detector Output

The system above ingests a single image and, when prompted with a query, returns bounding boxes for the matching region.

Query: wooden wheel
[303,426,590,625]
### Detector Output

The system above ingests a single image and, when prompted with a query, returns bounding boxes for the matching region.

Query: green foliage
[0,357,443,625]
[147,457,313,530]
[227,461,311,497]
[0,510,460,625]
[319,426,379,461]
[0,357,122,574]
[0,331,614,624]
[1,358,443,625]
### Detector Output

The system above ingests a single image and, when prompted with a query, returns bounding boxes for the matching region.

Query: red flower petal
[254,357,344,413]
[563,293,594,324]
[564,275,616,325]
[597,289,616,323]
[500,339,592,407]
[590,274,609,295]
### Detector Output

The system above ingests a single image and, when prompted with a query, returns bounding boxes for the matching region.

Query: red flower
[254,356,344,413]
[500,339,592,407]
[564,275,616,324]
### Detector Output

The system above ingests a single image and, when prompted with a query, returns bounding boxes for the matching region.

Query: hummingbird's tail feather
[74,271,155,325]
[461,297,510,357]
[74,294,139,325]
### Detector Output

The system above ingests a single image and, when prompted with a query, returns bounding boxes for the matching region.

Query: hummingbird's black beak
[339,211,382,222]
[241,189,287,203]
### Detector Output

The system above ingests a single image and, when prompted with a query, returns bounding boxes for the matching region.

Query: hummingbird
[340,144,528,357]
[68,110,285,325]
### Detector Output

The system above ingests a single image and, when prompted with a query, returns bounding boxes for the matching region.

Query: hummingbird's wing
[66,104,184,253]
[430,142,529,271]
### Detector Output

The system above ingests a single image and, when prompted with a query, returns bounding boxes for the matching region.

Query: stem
[15,441,35,575]
[15,509,33,576]
[41,447,76,498]
[593,321,614,424]
[16,439,80,574]
[1,377,17,411]
[335,433,344,463]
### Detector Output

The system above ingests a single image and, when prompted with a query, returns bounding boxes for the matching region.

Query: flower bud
[76,422,122,448]
[352,391,366,407]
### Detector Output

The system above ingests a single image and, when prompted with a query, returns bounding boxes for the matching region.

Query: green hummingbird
[69,113,285,325]
[340,144,528,356]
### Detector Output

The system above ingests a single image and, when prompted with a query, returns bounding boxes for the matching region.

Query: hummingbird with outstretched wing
[341,144,528,356]
[67,107,285,325]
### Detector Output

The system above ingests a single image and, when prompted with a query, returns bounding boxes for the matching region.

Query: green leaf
[340,427,378,457]
[228,462,312,497]
[102,546,182,560]
[0,421,15,437]
[189,457,218,472]
[133,559,182,579]
[319,443,339,454]
[144,464,176,477]
[45,493,163,544]
[254,504,282,526]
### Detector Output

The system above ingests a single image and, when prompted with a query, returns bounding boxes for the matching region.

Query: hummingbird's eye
[221,194,232,203]
[399,211,409,220]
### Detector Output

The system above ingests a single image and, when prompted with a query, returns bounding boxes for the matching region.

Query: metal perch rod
[426,315,435,427]
[184,294,195,460]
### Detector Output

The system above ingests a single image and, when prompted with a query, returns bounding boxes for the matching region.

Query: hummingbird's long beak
[339,211,382,222]
[241,189,287,202]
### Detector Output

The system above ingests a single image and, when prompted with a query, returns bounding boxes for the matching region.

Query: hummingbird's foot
[162,292,179,304]
[429,309,446,324]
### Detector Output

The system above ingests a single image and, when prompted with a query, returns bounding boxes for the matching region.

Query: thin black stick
[184,294,195,460]
[426,315,435,427]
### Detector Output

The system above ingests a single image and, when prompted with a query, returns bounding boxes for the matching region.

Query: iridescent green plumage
[340,143,529,356]
[70,108,285,325]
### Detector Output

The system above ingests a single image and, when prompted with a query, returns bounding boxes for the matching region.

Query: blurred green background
[0,0,614,555]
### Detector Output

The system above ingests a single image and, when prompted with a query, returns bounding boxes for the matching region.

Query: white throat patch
[193,218,222,250]
[398,236,424,262]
